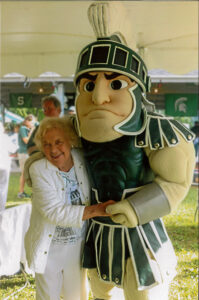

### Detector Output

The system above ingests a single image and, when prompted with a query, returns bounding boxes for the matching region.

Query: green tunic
[81,112,194,289]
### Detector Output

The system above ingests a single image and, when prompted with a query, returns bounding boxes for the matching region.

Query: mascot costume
[73,2,196,300]
[24,2,196,300]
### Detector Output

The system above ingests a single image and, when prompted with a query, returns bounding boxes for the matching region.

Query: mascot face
[76,71,136,142]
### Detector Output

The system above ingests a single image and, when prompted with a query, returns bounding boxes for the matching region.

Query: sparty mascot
[72,3,196,300]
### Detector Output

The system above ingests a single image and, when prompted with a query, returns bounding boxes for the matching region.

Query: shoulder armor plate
[135,112,195,150]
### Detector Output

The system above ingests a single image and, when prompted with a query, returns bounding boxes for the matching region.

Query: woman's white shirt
[52,167,87,244]
[25,148,90,273]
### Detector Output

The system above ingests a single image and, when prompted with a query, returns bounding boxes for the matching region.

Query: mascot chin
[73,4,196,300]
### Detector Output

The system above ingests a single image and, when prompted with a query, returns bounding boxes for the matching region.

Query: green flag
[165,94,198,116]
[9,93,33,108]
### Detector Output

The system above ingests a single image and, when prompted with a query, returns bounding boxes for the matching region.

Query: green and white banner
[9,93,33,108]
[165,94,198,116]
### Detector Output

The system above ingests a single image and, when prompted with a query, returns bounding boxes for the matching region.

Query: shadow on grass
[166,225,198,251]
[0,274,35,289]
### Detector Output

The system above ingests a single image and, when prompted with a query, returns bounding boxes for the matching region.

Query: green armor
[81,110,194,288]
[82,134,161,288]
[82,135,153,205]
[81,134,172,288]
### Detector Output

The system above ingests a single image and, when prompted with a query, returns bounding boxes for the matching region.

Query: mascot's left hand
[106,200,138,227]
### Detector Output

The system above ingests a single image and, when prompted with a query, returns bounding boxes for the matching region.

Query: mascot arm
[127,133,195,225]
[107,133,195,227]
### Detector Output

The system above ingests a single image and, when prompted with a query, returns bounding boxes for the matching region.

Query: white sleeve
[29,162,85,228]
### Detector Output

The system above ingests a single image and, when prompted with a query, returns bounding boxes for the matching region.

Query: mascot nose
[92,81,110,105]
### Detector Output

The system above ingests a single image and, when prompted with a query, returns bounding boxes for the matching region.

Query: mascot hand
[106,200,138,227]
[24,151,45,186]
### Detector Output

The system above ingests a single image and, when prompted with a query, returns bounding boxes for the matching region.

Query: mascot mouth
[85,108,125,118]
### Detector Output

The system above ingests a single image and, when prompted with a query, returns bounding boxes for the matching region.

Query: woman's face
[42,128,73,172]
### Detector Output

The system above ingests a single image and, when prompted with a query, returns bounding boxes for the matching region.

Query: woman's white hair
[34,116,80,151]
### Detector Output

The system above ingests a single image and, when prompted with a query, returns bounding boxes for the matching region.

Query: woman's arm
[29,161,113,227]
[82,200,115,220]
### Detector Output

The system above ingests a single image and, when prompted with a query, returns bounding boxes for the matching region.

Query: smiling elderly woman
[24,116,113,300]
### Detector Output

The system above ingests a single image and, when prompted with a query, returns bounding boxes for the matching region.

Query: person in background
[191,121,199,158]
[7,123,20,175]
[27,95,61,156]
[0,122,15,210]
[17,115,35,198]
[24,116,113,300]
[9,123,20,155]
[67,105,76,115]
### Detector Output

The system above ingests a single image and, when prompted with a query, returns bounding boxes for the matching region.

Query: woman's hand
[82,200,115,220]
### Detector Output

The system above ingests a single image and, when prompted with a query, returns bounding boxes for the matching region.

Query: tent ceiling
[1,1,198,78]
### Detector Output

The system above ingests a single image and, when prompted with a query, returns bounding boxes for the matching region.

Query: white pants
[35,239,88,300]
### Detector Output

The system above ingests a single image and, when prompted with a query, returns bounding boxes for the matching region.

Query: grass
[0,173,198,299]
[164,187,198,300]
[6,172,32,208]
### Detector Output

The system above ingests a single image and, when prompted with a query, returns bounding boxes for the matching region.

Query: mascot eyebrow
[78,72,134,84]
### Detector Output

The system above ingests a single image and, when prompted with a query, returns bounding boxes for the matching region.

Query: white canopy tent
[0,110,24,123]
[0,1,198,79]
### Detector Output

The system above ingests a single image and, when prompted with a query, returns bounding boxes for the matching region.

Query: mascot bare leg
[88,258,170,300]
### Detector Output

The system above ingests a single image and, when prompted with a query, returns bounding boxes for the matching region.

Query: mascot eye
[84,81,95,92]
[110,80,128,90]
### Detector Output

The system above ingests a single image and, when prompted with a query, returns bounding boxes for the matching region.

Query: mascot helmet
[74,35,155,136]
[74,36,151,94]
